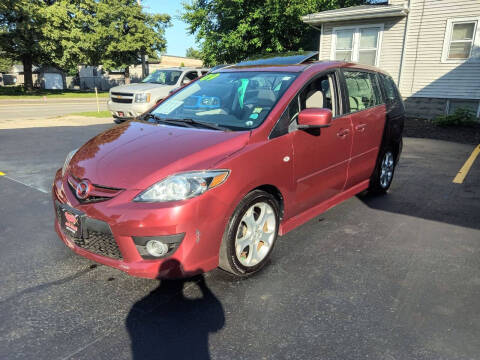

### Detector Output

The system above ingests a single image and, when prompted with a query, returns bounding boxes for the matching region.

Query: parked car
[107,67,209,123]
[53,53,404,279]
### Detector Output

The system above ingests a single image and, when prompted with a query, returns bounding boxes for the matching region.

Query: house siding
[399,0,480,100]
[320,17,407,84]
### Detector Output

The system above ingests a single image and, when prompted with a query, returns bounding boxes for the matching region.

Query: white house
[302,0,480,119]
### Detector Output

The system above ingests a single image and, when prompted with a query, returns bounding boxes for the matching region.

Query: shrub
[432,108,478,127]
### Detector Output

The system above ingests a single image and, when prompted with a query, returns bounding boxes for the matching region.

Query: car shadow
[357,186,480,231]
[126,260,225,360]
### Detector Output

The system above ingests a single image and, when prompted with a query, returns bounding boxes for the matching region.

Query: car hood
[68,121,250,189]
[110,82,172,93]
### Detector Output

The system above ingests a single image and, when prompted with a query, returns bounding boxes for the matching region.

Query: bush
[432,108,478,127]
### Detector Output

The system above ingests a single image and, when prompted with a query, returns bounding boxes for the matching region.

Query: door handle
[336,129,350,138]
[355,123,367,132]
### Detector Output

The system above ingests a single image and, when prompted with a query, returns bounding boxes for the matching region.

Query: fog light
[146,240,169,257]
[133,233,185,260]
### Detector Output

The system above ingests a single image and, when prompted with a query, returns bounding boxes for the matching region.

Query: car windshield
[150,71,298,130]
[142,70,182,85]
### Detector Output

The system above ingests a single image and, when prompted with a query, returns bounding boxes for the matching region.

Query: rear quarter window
[381,74,400,102]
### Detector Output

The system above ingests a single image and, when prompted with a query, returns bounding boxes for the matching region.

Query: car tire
[369,147,396,194]
[114,118,124,124]
[218,190,280,277]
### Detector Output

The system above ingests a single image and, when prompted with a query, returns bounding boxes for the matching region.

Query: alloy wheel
[235,202,277,267]
[380,151,394,189]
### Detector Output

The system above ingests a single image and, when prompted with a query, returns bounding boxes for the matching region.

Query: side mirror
[181,78,191,86]
[298,108,333,129]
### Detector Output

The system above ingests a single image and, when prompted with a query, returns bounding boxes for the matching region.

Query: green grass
[70,110,112,118]
[0,86,109,99]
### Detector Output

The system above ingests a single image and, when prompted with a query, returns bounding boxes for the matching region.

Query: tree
[185,47,203,59]
[182,0,367,65]
[0,0,170,89]
[0,53,14,73]
[39,0,99,75]
[95,0,170,83]
[0,0,48,89]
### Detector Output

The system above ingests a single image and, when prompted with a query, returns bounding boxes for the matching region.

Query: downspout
[397,0,411,89]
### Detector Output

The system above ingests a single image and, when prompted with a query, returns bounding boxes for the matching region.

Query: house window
[442,18,480,62]
[335,29,355,61]
[447,99,480,118]
[332,25,383,66]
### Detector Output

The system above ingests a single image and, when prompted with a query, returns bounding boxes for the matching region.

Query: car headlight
[134,93,151,103]
[134,170,230,202]
[62,148,78,176]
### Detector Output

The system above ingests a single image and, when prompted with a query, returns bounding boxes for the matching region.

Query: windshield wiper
[177,118,230,131]
[145,114,229,131]
[144,114,193,128]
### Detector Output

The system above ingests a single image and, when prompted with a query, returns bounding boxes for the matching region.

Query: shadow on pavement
[357,187,480,231]
[126,260,225,360]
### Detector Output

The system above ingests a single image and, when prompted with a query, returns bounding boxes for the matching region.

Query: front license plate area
[118,111,124,117]
[59,204,83,239]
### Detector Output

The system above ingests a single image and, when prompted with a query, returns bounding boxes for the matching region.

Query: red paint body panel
[345,105,386,189]
[52,61,393,278]
[291,114,353,214]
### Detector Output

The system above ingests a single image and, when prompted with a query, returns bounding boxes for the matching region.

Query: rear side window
[381,74,399,102]
[344,71,381,112]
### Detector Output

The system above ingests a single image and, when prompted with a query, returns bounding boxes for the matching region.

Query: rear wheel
[369,147,396,194]
[219,190,280,277]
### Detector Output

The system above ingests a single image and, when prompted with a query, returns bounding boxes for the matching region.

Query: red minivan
[52,53,404,278]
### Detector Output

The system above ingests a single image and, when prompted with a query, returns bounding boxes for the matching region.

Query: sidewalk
[0,115,114,129]
[0,97,108,105]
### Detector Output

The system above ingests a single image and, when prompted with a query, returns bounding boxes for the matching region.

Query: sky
[142,0,196,57]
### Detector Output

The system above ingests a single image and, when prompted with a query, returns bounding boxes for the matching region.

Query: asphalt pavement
[0,98,108,120]
[0,123,479,360]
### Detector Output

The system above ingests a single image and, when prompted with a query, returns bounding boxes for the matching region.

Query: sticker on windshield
[200,73,220,81]
[249,113,259,120]
[253,107,262,114]
[245,120,254,127]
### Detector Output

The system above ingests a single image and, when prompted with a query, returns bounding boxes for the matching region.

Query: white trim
[302,5,408,24]
[330,24,384,67]
[319,24,324,59]
[441,17,480,63]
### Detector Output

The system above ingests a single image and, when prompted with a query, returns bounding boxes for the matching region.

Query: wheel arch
[251,184,285,220]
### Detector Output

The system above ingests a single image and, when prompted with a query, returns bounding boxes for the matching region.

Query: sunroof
[235,51,319,66]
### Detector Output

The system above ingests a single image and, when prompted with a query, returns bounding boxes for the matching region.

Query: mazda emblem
[76,180,92,200]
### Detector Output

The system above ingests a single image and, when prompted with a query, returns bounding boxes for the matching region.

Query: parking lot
[1,120,480,359]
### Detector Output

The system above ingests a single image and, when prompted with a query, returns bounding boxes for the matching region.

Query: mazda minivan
[53,52,404,278]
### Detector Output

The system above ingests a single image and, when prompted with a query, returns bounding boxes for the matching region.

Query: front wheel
[369,148,396,194]
[219,190,280,277]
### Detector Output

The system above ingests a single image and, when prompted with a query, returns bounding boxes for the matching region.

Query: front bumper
[107,100,152,120]
[52,169,230,279]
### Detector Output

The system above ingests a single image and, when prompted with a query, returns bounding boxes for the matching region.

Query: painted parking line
[0,171,49,194]
[453,144,480,184]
